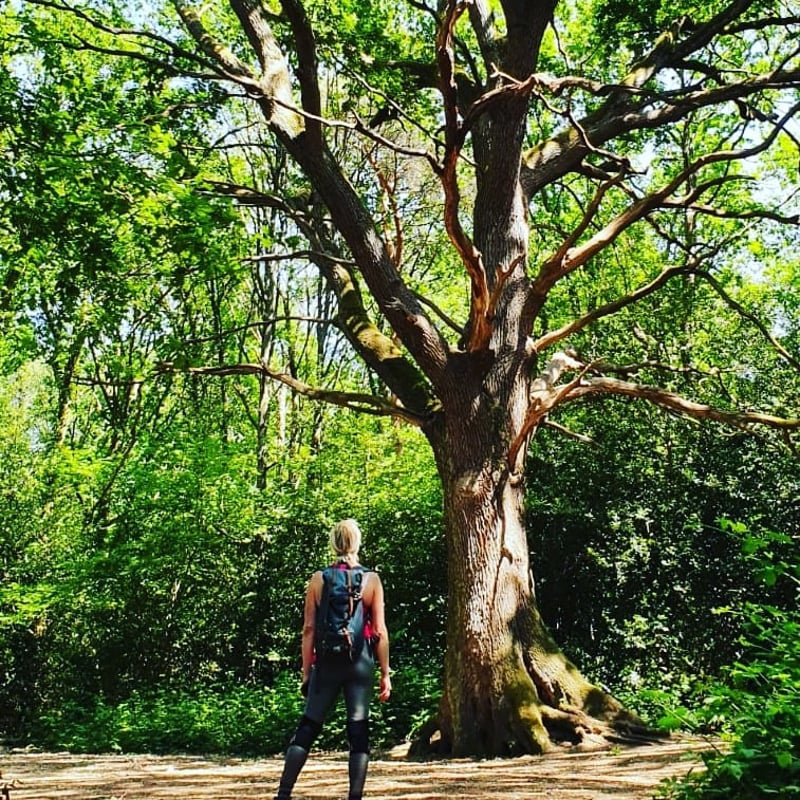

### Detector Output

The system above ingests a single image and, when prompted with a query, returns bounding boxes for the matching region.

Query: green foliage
[588,0,702,59]
[27,664,441,755]
[659,608,800,798]
[529,401,799,703]
[31,677,303,755]
[657,529,800,799]
[2,0,799,761]
[303,0,435,112]
[0,351,444,749]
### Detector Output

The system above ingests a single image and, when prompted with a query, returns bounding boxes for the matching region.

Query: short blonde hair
[330,519,362,558]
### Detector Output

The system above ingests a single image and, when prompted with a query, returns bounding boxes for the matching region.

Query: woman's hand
[378,672,392,702]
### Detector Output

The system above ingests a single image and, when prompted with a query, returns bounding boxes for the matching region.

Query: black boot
[274,743,308,800]
[347,751,369,800]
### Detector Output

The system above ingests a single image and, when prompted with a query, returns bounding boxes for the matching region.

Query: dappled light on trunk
[410,445,659,756]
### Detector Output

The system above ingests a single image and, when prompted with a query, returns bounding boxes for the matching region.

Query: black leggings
[294,650,374,752]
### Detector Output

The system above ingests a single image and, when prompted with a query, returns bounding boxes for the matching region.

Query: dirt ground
[0,738,714,800]
[0,740,709,800]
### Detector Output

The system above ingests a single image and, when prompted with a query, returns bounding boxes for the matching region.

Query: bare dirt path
[1,738,712,800]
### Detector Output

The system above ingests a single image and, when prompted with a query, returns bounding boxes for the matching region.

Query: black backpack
[315,563,367,660]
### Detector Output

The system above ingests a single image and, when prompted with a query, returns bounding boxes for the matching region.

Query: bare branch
[362,148,404,269]
[245,249,355,267]
[159,361,426,425]
[542,419,595,444]
[353,116,440,166]
[666,200,800,226]
[341,64,444,150]
[534,264,688,352]
[172,0,259,83]
[202,180,296,209]
[543,169,628,275]
[590,359,736,381]
[277,0,322,141]
[568,376,800,432]
[412,290,465,337]
[260,95,440,164]
[436,0,492,352]
[507,351,586,472]
[726,15,800,35]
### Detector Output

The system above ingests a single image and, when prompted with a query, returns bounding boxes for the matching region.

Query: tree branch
[412,290,465,338]
[159,361,426,425]
[543,418,595,444]
[568,376,800,432]
[436,0,492,352]
[219,0,304,136]
[664,199,800,226]
[533,264,688,352]
[507,351,586,472]
[201,180,441,415]
[523,66,800,196]
[19,0,231,82]
[466,0,500,81]
[521,0,800,198]
[172,0,259,82]
[277,0,322,142]
[532,103,800,295]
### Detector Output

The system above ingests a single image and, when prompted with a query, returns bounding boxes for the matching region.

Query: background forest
[2,290,798,757]
[1,1,799,796]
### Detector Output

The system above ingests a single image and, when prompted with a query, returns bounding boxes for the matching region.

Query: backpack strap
[341,565,364,620]
[315,568,332,648]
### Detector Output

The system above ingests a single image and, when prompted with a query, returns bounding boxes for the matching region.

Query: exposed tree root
[540,704,667,749]
[409,700,666,759]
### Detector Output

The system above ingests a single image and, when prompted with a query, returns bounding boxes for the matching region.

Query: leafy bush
[659,529,800,799]
[28,663,441,755]
[31,675,304,754]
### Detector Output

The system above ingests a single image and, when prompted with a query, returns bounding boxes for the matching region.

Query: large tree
[7,0,800,755]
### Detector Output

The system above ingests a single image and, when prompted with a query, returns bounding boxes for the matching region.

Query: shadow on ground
[1,737,712,799]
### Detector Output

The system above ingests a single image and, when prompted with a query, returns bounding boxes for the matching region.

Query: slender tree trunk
[53,333,85,445]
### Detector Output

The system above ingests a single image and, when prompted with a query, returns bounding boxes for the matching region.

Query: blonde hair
[330,518,362,562]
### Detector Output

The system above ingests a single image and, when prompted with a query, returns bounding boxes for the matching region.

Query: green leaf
[776,752,794,769]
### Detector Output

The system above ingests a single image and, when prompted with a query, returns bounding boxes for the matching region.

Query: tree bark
[415,449,651,755]
[413,359,650,757]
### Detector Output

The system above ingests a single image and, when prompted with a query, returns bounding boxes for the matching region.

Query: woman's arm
[301,572,323,683]
[367,573,392,701]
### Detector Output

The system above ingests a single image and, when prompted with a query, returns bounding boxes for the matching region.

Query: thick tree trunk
[402,37,652,753]
[414,375,650,757]
[439,461,552,756]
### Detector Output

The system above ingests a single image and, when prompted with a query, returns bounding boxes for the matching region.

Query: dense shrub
[31,676,302,755]
[659,530,800,799]
[27,663,441,755]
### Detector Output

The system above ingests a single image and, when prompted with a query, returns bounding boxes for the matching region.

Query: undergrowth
[28,665,440,755]
[658,527,800,799]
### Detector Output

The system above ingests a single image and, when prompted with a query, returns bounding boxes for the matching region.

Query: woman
[274,519,391,800]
